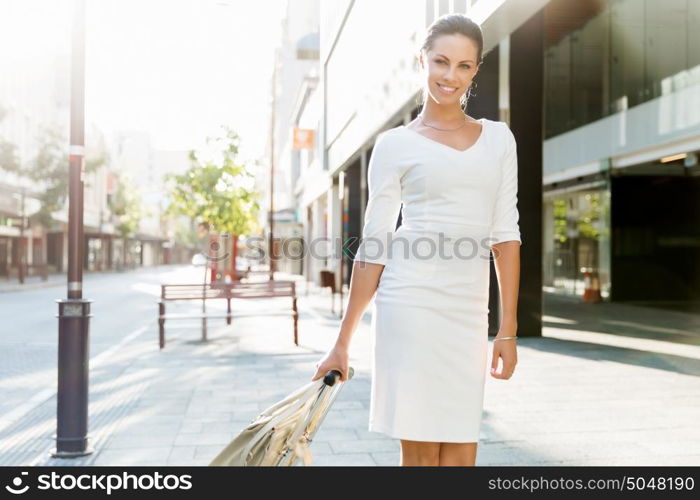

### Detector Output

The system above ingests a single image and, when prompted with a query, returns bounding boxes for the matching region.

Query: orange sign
[292,128,314,150]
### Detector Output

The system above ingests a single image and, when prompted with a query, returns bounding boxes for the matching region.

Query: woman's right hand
[310,343,350,382]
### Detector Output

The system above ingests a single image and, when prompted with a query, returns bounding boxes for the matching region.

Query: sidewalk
[2,277,699,466]
[0,265,156,294]
[0,274,65,293]
[6,275,388,467]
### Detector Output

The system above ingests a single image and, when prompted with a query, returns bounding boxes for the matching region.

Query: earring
[461,81,477,111]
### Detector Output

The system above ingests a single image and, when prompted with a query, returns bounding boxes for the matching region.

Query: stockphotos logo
[5,472,29,495]
[5,471,193,495]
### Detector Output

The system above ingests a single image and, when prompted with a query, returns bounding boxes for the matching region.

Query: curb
[0,280,65,293]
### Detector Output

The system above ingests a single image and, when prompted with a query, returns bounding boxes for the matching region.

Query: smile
[437,83,458,94]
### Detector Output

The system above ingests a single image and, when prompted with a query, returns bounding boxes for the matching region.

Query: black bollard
[53,299,93,457]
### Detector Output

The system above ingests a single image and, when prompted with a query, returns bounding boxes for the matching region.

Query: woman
[311,13,521,467]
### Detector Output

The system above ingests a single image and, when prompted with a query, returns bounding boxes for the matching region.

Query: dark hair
[418,13,484,109]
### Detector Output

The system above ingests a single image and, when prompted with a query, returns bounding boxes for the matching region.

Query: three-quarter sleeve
[355,132,402,266]
[489,124,522,246]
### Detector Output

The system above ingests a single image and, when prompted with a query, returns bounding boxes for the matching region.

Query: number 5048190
[625,476,694,491]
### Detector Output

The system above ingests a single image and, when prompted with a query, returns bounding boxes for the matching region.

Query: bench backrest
[162,281,296,300]
[211,280,296,298]
[161,284,227,300]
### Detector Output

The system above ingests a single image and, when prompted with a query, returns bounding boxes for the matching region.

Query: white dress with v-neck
[355,118,522,443]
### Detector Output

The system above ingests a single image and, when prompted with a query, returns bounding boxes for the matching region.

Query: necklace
[418,112,469,131]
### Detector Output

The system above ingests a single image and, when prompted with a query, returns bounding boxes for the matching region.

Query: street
[0,266,699,466]
[0,265,225,433]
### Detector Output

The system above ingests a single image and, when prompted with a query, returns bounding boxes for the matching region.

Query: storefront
[543,176,611,300]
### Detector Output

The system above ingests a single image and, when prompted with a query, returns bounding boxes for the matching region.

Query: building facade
[304,0,547,335]
[262,0,321,276]
[541,0,700,305]
[292,0,700,337]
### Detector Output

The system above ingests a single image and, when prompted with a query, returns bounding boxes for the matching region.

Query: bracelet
[493,336,517,342]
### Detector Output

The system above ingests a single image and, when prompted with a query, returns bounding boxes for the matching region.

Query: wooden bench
[157,284,229,349]
[213,281,299,346]
[158,280,298,349]
[212,268,250,282]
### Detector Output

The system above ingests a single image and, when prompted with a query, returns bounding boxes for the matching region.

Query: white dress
[355,118,522,443]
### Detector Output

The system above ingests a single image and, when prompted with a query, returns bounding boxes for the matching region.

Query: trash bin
[319,270,338,314]
[581,267,602,303]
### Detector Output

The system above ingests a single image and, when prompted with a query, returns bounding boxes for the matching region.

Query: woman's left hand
[490,324,518,380]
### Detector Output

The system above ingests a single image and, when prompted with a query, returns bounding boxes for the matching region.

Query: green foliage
[164,126,261,238]
[0,122,107,228]
[172,217,200,248]
[0,138,19,172]
[0,107,20,172]
[29,127,70,227]
[552,192,610,244]
[577,192,603,240]
[553,199,568,243]
[108,172,149,239]
[0,126,70,227]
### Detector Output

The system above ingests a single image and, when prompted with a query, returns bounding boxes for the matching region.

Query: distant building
[262,0,320,276]
[0,1,71,280]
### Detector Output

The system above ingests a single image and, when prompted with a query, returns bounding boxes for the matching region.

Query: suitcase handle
[323,366,354,386]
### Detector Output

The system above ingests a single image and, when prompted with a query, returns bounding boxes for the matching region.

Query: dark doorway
[611,175,700,303]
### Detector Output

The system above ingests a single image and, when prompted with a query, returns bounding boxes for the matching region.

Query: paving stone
[307,441,332,456]
[178,422,204,433]
[311,428,359,442]
[371,452,400,466]
[195,445,226,459]
[105,433,177,449]
[168,446,196,461]
[91,447,173,466]
[4,276,699,467]
[311,453,376,466]
[173,433,233,447]
[329,439,399,454]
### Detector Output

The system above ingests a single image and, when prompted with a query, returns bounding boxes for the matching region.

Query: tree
[28,126,70,228]
[0,111,110,280]
[108,172,149,267]
[0,135,20,174]
[108,172,147,239]
[0,105,17,171]
[1,124,106,228]
[165,126,261,280]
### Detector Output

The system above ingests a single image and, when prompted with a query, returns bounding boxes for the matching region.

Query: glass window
[545,0,698,137]
[570,10,607,126]
[610,0,646,111]
[545,39,573,137]
[543,186,611,298]
[544,0,609,136]
[644,0,688,100]
[690,0,700,70]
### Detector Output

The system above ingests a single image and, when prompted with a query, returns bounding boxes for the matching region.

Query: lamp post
[53,0,92,458]
[191,252,209,341]
[12,188,26,284]
[268,49,278,282]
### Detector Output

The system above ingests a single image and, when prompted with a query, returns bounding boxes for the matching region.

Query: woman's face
[420,33,480,105]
